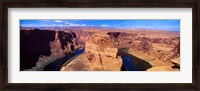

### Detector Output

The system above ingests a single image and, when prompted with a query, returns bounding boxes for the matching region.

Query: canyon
[20,27,180,71]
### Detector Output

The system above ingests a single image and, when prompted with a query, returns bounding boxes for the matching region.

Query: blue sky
[20,20,180,31]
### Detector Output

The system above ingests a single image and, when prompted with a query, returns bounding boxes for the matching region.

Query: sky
[20,20,180,31]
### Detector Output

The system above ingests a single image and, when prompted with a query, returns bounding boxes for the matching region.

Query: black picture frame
[1,0,199,91]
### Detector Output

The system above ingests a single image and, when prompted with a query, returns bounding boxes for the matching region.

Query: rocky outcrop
[137,37,152,52]
[158,41,180,64]
[70,30,94,47]
[20,29,80,70]
[61,33,122,71]
[107,32,137,48]
[128,35,180,71]
[152,38,172,44]
[85,33,122,70]
[129,37,157,61]
[147,66,179,71]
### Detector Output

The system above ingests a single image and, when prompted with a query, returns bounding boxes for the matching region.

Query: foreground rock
[61,33,122,71]
[147,66,180,71]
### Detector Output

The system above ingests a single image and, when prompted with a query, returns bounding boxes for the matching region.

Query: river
[43,48,84,71]
[43,48,150,71]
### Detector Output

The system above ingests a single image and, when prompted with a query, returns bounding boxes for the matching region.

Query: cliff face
[130,37,180,62]
[61,33,122,71]
[20,29,79,70]
[107,32,137,48]
[50,31,79,56]
[64,30,95,48]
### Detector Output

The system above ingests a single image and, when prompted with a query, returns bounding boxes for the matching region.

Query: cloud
[69,23,86,26]
[81,24,86,26]
[65,22,86,26]
[162,25,179,28]
[64,21,87,26]
[65,22,71,24]
[131,25,180,31]
[69,23,79,26]
[20,24,68,27]
[54,20,62,23]
[21,23,87,27]
[101,24,108,27]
